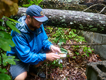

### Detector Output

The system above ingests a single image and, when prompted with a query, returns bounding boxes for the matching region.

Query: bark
[18,7,106,34]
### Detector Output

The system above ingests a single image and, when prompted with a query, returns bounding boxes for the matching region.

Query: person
[7,5,61,80]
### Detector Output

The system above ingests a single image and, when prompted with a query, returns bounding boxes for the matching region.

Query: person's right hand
[46,53,60,61]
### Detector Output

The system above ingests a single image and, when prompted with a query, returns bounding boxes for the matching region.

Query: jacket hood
[16,16,43,36]
[16,16,30,33]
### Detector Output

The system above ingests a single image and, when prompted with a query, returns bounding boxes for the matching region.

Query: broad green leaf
[0,26,6,30]
[90,28,97,31]
[2,53,15,59]
[92,49,94,51]
[0,42,10,51]
[53,37,59,43]
[60,48,68,53]
[0,19,3,22]
[86,53,89,57]
[7,39,15,47]
[67,55,70,57]
[6,21,20,33]
[0,38,11,51]
[37,0,43,4]
[22,4,31,7]
[30,1,34,4]
[89,25,93,28]
[0,31,12,39]
[0,68,7,73]
[75,52,79,55]
[0,73,11,80]
[68,35,72,38]
[59,39,66,43]
[72,56,76,59]
[3,58,16,66]
[0,37,15,51]
[1,54,18,66]
[3,16,20,23]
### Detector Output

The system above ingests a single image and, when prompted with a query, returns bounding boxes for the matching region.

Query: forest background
[0,0,104,80]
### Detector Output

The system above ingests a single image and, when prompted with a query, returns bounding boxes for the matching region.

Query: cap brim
[34,15,48,22]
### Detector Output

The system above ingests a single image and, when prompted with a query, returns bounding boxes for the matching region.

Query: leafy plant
[49,28,69,44]
[0,68,11,80]
[45,26,94,60]
[0,17,20,80]
[75,52,79,55]
[22,0,43,7]
[48,60,63,69]
[82,46,94,57]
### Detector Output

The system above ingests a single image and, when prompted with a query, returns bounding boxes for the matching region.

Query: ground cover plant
[26,26,101,80]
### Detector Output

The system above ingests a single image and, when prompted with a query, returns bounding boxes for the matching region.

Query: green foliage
[60,48,68,53]
[48,60,63,69]
[6,21,20,33]
[0,73,11,80]
[0,17,20,51]
[46,26,94,61]
[49,28,68,44]
[75,52,79,55]
[1,54,19,66]
[22,0,43,7]
[72,56,76,59]
[47,27,86,45]
[0,68,11,80]
[0,17,20,80]
[82,46,93,57]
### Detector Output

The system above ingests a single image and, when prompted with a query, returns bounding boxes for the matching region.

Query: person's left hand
[50,45,61,53]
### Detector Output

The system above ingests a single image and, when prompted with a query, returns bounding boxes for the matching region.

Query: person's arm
[12,32,46,65]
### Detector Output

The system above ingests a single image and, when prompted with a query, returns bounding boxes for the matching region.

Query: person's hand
[50,45,61,53]
[46,53,60,61]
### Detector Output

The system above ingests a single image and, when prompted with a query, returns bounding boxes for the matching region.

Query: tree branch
[83,3,106,12]
[99,6,106,14]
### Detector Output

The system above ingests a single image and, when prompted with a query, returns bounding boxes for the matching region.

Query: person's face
[27,16,42,30]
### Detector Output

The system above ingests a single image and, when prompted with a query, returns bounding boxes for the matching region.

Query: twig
[83,3,106,12]
[99,6,106,14]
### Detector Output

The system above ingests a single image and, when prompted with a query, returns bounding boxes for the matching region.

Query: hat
[26,5,48,22]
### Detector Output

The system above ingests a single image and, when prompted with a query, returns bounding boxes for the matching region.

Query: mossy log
[40,1,87,11]
[40,1,105,13]
[18,7,106,34]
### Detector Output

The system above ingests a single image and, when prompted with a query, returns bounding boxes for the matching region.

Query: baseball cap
[26,5,48,22]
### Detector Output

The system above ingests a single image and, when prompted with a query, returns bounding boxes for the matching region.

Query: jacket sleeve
[12,31,46,65]
[41,25,53,51]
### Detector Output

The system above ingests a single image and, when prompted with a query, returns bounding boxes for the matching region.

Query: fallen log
[18,7,106,34]
[40,1,87,11]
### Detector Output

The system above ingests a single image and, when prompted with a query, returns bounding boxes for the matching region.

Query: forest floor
[26,27,101,80]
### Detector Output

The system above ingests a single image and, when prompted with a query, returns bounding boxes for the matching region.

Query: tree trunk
[18,8,106,34]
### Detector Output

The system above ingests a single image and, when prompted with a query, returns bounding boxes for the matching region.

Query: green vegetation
[0,0,96,79]
[22,0,43,7]
[45,26,94,68]
[0,0,43,79]
[0,17,20,80]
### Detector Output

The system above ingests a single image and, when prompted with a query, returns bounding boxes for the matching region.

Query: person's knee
[15,71,27,80]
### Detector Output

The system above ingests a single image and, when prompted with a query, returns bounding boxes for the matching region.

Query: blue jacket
[7,16,52,65]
